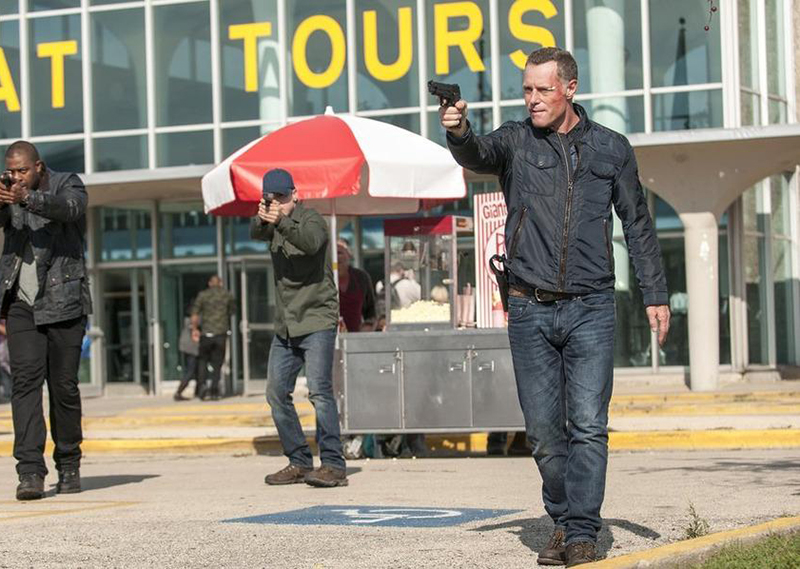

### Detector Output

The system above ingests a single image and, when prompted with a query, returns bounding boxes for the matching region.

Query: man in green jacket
[250,168,346,488]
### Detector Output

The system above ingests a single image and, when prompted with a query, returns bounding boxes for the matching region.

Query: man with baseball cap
[250,168,347,487]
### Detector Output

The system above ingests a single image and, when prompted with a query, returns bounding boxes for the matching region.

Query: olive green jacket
[250,203,338,339]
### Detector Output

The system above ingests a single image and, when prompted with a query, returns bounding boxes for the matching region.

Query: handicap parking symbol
[225,505,521,528]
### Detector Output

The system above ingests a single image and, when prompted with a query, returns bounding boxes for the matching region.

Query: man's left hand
[646,305,671,346]
[0,180,29,205]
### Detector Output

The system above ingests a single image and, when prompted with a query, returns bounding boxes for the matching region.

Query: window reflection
[649,0,721,88]
[30,15,83,136]
[91,9,146,131]
[159,202,217,259]
[356,0,418,110]
[37,139,85,173]
[93,135,147,172]
[574,0,642,95]
[738,0,759,90]
[220,0,280,123]
[0,1,18,14]
[98,205,153,262]
[154,2,212,126]
[157,130,213,167]
[288,0,348,116]
[431,0,493,103]
[0,21,21,139]
[653,89,722,131]
[580,96,644,134]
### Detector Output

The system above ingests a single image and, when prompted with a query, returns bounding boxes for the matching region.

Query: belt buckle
[534,288,547,303]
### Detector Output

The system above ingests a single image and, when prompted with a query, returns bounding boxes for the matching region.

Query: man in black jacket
[0,141,92,501]
[440,48,670,566]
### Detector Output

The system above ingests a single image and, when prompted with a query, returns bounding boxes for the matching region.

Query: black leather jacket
[0,169,92,325]
[447,104,668,306]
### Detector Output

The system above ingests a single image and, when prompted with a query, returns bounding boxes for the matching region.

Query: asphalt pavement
[0,449,797,568]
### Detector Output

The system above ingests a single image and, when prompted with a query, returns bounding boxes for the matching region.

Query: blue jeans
[507,291,616,545]
[266,328,345,470]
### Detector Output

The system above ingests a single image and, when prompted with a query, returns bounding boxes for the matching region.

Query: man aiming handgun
[437,48,671,567]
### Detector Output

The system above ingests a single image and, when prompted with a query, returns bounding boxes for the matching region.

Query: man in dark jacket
[440,48,670,566]
[0,141,92,501]
[251,168,347,488]
[190,275,236,401]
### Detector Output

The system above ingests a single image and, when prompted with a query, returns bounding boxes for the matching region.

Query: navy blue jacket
[447,104,668,306]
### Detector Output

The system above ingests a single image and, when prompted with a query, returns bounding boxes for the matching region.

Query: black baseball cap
[262,168,295,196]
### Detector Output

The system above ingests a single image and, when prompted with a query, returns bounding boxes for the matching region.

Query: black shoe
[56,468,81,494]
[16,473,45,501]
[537,527,566,565]
[173,393,189,401]
[565,541,597,567]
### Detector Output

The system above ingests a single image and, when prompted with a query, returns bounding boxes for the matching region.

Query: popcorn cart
[334,215,523,434]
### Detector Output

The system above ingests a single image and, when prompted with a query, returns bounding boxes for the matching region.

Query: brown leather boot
[264,464,313,485]
[565,541,597,567]
[304,464,348,487]
[537,527,566,565]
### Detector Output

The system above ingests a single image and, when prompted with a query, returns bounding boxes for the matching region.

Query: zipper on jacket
[556,134,579,291]
[508,206,528,260]
[603,217,613,272]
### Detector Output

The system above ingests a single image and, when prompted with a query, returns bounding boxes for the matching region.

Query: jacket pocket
[514,151,558,196]
[46,260,86,315]
[584,161,616,207]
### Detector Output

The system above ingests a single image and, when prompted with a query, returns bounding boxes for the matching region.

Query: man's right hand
[257,199,282,224]
[439,100,468,138]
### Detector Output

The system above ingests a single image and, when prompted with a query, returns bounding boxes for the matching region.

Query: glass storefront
[0,1,796,394]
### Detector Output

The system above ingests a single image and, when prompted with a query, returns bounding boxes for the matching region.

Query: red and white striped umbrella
[201,109,466,217]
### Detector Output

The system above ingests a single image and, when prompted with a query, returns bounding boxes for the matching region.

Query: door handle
[477,361,495,372]
[449,361,466,372]
[378,364,395,374]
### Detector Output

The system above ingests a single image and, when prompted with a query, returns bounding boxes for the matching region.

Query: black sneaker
[566,541,597,567]
[56,468,81,494]
[16,473,45,501]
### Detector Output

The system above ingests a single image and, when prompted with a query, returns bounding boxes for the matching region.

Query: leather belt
[509,284,580,303]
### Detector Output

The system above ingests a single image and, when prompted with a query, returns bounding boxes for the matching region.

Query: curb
[586,515,800,568]
[1,429,799,456]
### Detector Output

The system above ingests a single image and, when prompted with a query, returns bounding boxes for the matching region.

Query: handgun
[427,80,461,108]
[0,171,12,189]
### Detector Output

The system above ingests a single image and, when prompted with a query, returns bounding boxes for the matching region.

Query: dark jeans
[507,291,615,545]
[266,328,344,470]
[175,353,200,396]
[7,300,86,477]
[197,334,226,397]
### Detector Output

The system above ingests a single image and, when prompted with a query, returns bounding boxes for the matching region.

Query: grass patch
[684,502,710,539]
[697,531,800,568]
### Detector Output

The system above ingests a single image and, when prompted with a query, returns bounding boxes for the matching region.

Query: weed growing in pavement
[684,502,710,540]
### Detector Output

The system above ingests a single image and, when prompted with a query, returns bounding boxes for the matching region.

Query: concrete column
[680,212,719,391]
[586,0,627,133]
[252,1,281,132]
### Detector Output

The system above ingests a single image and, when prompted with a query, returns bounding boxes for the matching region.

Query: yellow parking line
[0,500,137,523]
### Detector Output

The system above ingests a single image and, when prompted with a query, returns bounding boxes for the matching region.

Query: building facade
[0,0,797,395]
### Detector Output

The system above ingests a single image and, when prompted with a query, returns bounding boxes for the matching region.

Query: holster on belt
[489,254,510,313]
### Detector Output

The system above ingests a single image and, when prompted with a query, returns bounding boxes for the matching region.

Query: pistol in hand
[427,80,461,108]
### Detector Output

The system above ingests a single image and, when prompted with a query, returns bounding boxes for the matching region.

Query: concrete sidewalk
[0,379,798,455]
[0,449,797,568]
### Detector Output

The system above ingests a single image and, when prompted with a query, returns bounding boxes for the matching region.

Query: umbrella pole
[331,202,339,292]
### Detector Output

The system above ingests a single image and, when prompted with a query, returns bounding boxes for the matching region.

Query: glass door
[100,267,154,393]
[230,259,274,395]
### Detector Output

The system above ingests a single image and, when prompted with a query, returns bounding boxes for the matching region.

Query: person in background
[191,276,236,401]
[336,238,376,333]
[174,304,201,401]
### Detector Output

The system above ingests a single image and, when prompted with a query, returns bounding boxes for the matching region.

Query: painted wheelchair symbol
[330,508,462,524]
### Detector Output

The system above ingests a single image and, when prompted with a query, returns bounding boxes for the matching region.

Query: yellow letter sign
[37,40,78,109]
[0,48,20,113]
[229,22,273,93]
[363,7,413,82]
[508,0,557,70]
[434,2,485,75]
[293,15,346,89]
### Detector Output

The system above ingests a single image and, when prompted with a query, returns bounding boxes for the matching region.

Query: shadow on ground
[48,474,161,493]
[469,515,660,558]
